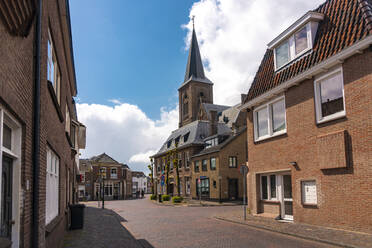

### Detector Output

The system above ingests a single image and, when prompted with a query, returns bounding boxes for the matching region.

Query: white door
[280,174,293,220]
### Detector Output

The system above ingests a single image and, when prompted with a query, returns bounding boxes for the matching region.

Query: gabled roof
[192,127,247,158]
[245,0,372,103]
[153,120,231,157]
[89,153,119,164]
[132,171,146,177]
[180,28,212,89]
[202,103,230,120]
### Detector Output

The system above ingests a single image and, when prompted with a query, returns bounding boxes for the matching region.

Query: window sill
[255,130,287,143]
[316,111,346,125]
[302,203,317,207]
[260,199,280,204]
[45,214,64,235]
[47,80,64,122]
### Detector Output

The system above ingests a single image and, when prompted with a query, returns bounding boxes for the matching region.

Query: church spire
[183,19,208,83]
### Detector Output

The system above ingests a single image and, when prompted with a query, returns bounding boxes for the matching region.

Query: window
[314,67,345,124]
[194,161,200,172]
[229,156,237,168]
[100,167,106,179]
[104,182,113,196]
[185,151,190,168]
[205,137,218,148]
[178,153,182,168]
[65,105,71,135]
[275,41,290,69]
[111,168,117,179]
[202,159,207,171]
[274,25,311,70]
[47,30,61,103]
[196,178,209,197]
[254,96,286,141]
[2,124,11,150]
[261,175,277,201]
[183,101,189,116]
[186,177,190,195]
[295,26,308,54]
[210,157,216,170]
[167,139,172,148]
[46,147,59,224]
[183,132,190,143]
[122,168,127,178]
[301,180,317,205]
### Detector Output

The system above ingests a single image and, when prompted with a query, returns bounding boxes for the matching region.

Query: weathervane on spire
[192,15,195,29]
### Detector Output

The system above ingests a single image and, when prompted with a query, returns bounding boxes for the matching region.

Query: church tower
[178,24,213,128]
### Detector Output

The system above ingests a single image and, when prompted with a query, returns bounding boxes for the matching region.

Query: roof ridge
[358,0,372,34]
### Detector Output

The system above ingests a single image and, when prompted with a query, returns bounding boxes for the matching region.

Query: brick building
[80,153,132,201]
[0,0,86,247]
[151,25,247,201]
[132,171,148,196]
[240,0,372,233]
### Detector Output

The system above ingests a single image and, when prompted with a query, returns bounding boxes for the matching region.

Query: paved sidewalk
[151,198,242,207]
[63,205,150,248]
[215,209,372,248]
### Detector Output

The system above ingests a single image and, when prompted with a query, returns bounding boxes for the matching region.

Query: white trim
[268,12,324,49]
[240,35,372,111]
[253,95,287,142]
[260,174,278,201]
[314,66,346,124]
[0,107,22,248]
[274,23,313,71]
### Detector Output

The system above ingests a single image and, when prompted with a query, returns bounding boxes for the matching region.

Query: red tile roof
[245,0,372,103]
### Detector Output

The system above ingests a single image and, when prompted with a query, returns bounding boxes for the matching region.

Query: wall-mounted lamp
[289,161,297,167]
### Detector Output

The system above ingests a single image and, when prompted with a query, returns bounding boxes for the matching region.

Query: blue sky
[71,0,324,173]
[70,0,198,120]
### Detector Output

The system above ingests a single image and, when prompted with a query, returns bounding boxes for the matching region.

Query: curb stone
[214,216,361,248]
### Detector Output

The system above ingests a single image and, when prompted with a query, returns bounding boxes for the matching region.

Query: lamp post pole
[218,176,222,204]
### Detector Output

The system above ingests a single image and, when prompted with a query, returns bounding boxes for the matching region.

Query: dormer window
[274,25,310,70]
[269,12,324,71]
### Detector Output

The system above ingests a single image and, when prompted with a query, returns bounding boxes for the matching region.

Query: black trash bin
[70,204,85,230]
[158,194,162,203]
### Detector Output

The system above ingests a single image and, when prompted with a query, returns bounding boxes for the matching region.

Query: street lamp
[218,176,222,203]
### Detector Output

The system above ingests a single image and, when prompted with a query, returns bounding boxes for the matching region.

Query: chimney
[210,110,218,136]
[241,94,247,104]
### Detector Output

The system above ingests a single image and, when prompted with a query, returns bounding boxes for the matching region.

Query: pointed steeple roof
[181,26,212,88]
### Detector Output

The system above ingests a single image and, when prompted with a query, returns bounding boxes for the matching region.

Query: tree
[148,158,154,195]
[172,143,181,197]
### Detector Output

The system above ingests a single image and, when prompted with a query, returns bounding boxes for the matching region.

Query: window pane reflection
[320,72,344,117]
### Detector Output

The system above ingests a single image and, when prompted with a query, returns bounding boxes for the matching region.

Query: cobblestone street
[64,196,341,248]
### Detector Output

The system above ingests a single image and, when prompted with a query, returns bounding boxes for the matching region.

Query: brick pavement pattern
[89,197,336,248]
[63,206,143,248]
[215,210,372,248]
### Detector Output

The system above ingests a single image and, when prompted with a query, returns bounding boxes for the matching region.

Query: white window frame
[260,174,278,201]
[0,108,22,247]
[210,157,216,170]
[47,29,61,103]
[104,182,113,196]
[314,66,346,124]
[229,156,237,168]
[46,146,59,225]
[301,180,317,205]
[111,168,117,179]
[100,167,106,179]
[274,23,313,71]
[253,95,287,142]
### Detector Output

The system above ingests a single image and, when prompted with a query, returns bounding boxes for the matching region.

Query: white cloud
[77,103,178,173]
[183,0,325,106]
[78,0,326,174]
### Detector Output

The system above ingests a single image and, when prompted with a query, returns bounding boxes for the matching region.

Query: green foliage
[150,194,157,200]
[172,196,183,203]
[162,195,171,201]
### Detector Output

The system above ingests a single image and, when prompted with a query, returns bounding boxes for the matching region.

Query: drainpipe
[32,0,42,247]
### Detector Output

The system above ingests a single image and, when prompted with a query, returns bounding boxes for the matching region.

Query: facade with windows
[240,0,372,233]
[0,0,86,247]
[151,25,247,200]
[191,128,247,201]
[80,153,133,201]
[132,171,148,196]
